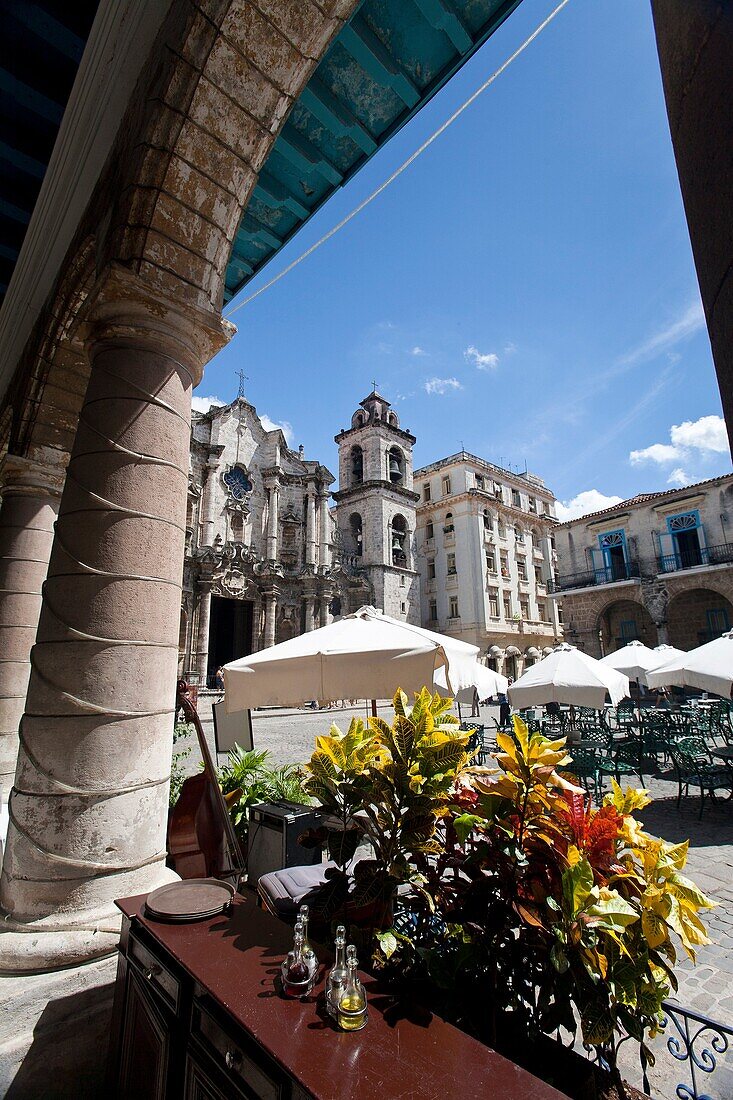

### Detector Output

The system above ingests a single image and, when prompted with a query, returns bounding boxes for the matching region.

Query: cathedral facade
[180,390,419,685]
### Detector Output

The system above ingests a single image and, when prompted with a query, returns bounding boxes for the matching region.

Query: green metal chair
[567,746,602,802]
[598,739,645,789]
[670,736,733,819]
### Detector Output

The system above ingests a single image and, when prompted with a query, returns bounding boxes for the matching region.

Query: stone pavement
[185,697,733,1098]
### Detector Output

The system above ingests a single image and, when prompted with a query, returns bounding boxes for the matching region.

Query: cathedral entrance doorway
[208,596,254,683]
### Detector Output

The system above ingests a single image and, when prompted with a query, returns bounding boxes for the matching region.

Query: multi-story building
[550,475,733,655]
[413,453,561,679]
[332,390,420,623]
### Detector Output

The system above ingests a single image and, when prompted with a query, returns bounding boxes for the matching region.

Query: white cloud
[555,490,624,522]
[260,414,294,443]
[629,414,729,468]
[464,345,499,371]
[629,442,680,465]
[410,345,427,357]
[424,377,462,396]
[618,300,705,367]
[670,415,729,454]
[191,394,225,414]
[668,467,689,487]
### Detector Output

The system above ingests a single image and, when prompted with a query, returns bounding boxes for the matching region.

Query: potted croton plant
[302,693,714,1100]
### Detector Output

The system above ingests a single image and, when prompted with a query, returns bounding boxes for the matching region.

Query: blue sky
[196,0,731,519]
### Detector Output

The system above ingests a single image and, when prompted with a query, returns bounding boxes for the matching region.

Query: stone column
[319,595,330,629]
[0,454,66,803]
[263,591,277,649]
[319,493,330,569]
[305,489,317,567]
[0,265,232,971]
[201,462,218,546]
[195,583,213,684]
[266,480,280,561]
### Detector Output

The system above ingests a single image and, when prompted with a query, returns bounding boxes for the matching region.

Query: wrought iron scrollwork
[660,1001,733,1100]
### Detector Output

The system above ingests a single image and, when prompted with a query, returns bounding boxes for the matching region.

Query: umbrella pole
[371,699,377,719]
[457,700,463,722]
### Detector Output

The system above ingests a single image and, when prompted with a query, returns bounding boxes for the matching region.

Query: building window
[400,602,406,614]
[447,552,457,575]
[534,567,543,586]
[349,512,363,556]
[517,560,527,582]
[425,520,434,541]
[528,497,537,514]
[520,599,529,620]
[400,574,405,587]
[391,514,408,566]
[512,489,521,508]
[557,604,563,624]
[423,482,431,502]
[388,446,404,484]
[500,552,509,578]
[538,600,547,622]
[442,475,452,496]
[488,589,499,617]
[483,509,492,530]
[503,595,512,619]
[497,519,506,539]
[351,445,364,485]
[427,559,436,580]
[429,598,437,622]
[475,474,485,491]
[449,596,459,618]
[443,512,454,534]
[515,526,524,544]
[486,549,496,573]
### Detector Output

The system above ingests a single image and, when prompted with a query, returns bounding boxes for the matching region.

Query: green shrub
[217,745,310,844]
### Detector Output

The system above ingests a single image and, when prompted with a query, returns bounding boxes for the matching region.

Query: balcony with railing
[548,559,640,593]
[657,542,733,574]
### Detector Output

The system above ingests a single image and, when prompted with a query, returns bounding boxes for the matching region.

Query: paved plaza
[186,695,733,1098]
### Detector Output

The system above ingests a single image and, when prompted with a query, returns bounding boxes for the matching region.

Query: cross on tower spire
[371,379,378,393]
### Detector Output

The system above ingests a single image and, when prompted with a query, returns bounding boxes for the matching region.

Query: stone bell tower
[333,390,420,623]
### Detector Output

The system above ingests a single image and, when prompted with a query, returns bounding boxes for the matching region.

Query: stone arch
[667,587,733,650]
[348,511,363,556]
[387,444,404,484]
[598,597,657,654]
[350,444,364,486]
[391,513,408,567]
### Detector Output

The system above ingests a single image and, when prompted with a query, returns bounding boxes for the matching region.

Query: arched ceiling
[223,0,523,303]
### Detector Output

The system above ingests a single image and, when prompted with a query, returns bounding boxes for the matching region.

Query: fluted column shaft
[266,480,280,561]
[0,266,232,971]
[319,493,330,569]
[264,592,277,649]
[195,585,212,683]
[0,456,65,803]
[305,489,317,567]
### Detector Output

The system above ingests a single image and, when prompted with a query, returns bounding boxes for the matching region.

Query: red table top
[117,891,567,1100]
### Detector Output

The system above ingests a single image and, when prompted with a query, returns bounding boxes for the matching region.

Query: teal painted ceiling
[223,0,524,303]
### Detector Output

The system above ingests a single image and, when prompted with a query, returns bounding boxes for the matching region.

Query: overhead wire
[224,0,573,319]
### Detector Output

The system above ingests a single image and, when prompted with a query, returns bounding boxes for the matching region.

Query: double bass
[167,679,246,888]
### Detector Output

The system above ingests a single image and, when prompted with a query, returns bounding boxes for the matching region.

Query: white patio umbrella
[599,639,666,686]
[508,643,630,709]
[433,659,508,702]
[646,631,733,698]
[223,606,475,712]
[653,643,685,660]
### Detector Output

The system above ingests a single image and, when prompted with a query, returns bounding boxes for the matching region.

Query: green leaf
[563,857,594,917]
[586,890,639,931]
[453,813,483,845]
[375,931,398,959]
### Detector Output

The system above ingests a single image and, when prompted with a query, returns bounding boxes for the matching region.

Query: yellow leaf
[642,909,667,949]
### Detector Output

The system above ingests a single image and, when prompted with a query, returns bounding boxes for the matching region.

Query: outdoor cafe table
[108,890,566,1100]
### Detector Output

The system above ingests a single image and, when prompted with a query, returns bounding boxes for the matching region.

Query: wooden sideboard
[108,891,567,1100]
